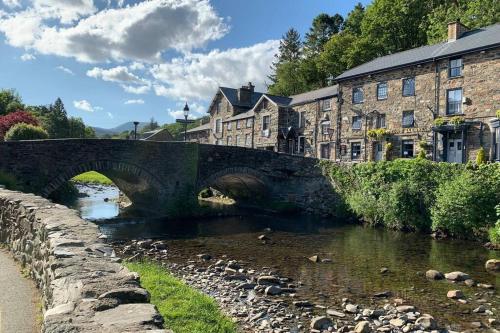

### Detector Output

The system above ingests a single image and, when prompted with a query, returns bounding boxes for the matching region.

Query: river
[70,184,499,331]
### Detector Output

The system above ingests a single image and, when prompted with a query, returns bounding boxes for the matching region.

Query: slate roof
[219,87,264,108]
[289,85,339,105]
[186,122,211,133]
[335,24,500,81]
[223,110,254,122]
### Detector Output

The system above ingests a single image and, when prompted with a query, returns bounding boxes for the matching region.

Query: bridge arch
[198,166,271,202]
[41,160,167,208]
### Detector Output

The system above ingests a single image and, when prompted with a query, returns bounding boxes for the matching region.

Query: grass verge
[71,171,113,185]
[125,261,237,333]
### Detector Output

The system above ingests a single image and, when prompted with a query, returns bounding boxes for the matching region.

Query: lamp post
[133,121,139,140]
[176,103,195,142]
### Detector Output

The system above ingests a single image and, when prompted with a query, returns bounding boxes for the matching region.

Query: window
[236,120,241,129]
[402,111,414,128]
[402,140,414,158]
[322,99,331,111]
[217,101,222,114]
[320,144,330,159]
[402,78,415,96]
[351,142,361,160]
[245,134,251,147]
[246,118,253,128]
[495,127,500,161]
[215,119,222,133]
[447,88,463,115]
[376,114,386,128]
[352,116,362,130]
[449,58,463,78]
[297,136,305,154]
[262,115,271,131]
[227,121,232,131]
[227,136,232,145]
[352,87,364,104]
[321,121,331,135]
[299,112,306,128]
[377,82,388,100]
[235,135,240,146]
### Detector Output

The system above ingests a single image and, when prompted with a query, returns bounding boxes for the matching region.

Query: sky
[0,0,370,129]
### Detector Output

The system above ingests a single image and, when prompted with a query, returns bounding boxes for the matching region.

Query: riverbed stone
[257,275,280,285]
[396,305,415,313]
[464,279,475,287]
[327,309,346,317]
[355,321,372,333]
[447,290,464,299]
[390,318,406,327]
[310,316,332,330]
[308,255,320,263]
[425,270,444,280]
[485,259,500,272]
[265,285,282,296]
[345,304,359,313]
[415,315,437,330]
[445,271,470,281]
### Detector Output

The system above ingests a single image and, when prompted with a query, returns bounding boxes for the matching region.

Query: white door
[374,143,383,161]
[447,139,463,163]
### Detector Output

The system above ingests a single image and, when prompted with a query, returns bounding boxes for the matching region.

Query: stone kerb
[0,189,170,333]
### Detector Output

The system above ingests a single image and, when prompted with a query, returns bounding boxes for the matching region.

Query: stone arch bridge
[0,140,337,215]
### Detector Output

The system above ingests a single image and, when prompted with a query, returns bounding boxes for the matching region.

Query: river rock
[485,259,500,272]
[197,253,211,261]
[396,305,416,313]
[470,321,483,328]
[473,305,486,313]
[477,283,494,289]
[257,275,280,285]
[355,321,372,333]
[445,271,470,281]
[264,285,282,296]
[310,316,332,330]
[447,290,464,299]
[374,291,392,298]
[326,309,346,318]
[380,267,389,274]
[415,315,437,330]
[390,318,406,327]
[257,234,269,241]
[425,270,444,280]
[345,304,359,313]
[464,279,475,287]
[293,300,313,308]
[308,255,320,263]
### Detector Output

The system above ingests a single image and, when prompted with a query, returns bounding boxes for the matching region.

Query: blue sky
[0,0,369,128]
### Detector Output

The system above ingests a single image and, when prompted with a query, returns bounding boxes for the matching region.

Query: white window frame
[245,134,251,147]
[262,115,271,131]
[297,136,305,154]
[235,135,240,146]
[321,121,331,135]
[246,118,253,128]
[236,120,241,129]
[227,121,232,131]
[299,112,306,128]
[322,99,331,111]
[215,118,222,133]
[352,116,362,130]
[227,136,232,146]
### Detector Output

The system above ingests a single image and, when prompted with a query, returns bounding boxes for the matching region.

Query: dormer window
[449,58,463,78]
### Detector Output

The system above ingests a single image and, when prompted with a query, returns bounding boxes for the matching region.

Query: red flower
[0,111,39,140]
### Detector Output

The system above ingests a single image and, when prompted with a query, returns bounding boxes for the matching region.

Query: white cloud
[107,112,114,119]
[20,53,36,61]
[168,108,195,120]
[73,99,100,112]
[121,84,151,95]
[56,65,74,75]
[151,40,279,101]
[87,66,144,83]
[129,61,145,71]
[0,0,228,63]
[124,99,145,105]
[2,0,21,8]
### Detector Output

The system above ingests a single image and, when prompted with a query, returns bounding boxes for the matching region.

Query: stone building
[334,21,500,163]
[185,122,211,143]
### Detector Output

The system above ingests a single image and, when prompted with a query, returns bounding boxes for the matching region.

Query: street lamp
[176,102,195,142]
[133,121,139,140]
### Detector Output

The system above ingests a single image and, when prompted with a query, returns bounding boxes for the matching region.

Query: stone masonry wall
[0,189,169,333]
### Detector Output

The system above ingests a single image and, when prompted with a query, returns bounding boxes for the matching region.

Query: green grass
[125,261,237,333]
[71,171,113,185]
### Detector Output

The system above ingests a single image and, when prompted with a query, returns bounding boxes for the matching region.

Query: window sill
[448,75,463,79]
[402,94,415,97]
[377,98,388,101]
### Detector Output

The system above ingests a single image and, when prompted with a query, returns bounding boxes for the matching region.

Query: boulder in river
[485,259,500,272]
[310,316,332,330]
[425,269,444,280]
[444,271,470,281]
[257,275,280,285]
[447,290,464,299]
[264,285,282,296]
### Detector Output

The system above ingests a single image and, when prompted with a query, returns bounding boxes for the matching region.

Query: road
[0,249,39,333]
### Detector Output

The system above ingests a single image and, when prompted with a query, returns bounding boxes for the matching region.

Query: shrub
[449,116,465,126]
[476,147,486,165]
[4,123,48,141]
[0,111,38,140]
[431,164,500,237]
[496,109,500,118]
[488,205,500,245]
[433,117,446,126]
[384,142,392,161]
[417,150,426,159]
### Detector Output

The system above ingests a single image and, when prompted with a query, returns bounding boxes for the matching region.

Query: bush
[0,111,38,139]
[431,163,500,238]
[4,123,48,141]
[476,146,486,165]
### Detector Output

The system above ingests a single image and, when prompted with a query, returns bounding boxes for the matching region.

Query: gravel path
[0,249,40,333]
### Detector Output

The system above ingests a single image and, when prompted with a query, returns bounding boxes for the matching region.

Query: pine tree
[268,28,302,86]
[45,98,70,138]
[304,13,344,56]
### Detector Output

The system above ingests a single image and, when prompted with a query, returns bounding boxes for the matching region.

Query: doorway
[374,142,383,161]
[447,139,463,163]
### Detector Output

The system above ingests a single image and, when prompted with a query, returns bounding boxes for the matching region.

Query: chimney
[238,82,255,104]
[448,20,468,42]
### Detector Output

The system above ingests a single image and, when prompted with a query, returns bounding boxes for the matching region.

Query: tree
[4,123,48,141]
[268,28,302,88]
[318,32,358,79]
[0,111,39,140]
[68,117,86,138]
[141,117,160,133]
[304,13,344,56]
[343,3,366,35]
[0,89,24,116]
[44,98,70,138]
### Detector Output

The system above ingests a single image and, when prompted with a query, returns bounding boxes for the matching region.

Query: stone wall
[0,189,169,333]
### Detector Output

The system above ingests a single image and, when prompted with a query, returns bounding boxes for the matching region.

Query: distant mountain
[93,122,148,137]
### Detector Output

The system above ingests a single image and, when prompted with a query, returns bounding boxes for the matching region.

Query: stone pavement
[0,248,39,333]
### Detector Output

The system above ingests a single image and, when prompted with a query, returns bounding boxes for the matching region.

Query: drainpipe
[336,89,343,161]
[313,101,320,158]
[432,59,440,161]
[251,116,255,149]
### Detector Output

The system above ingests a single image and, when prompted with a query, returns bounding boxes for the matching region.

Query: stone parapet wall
[0,189,169,333]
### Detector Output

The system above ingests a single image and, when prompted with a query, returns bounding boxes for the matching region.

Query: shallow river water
[71,184,499,329]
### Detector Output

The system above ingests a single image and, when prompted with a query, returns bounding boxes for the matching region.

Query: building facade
[186,21,500,163]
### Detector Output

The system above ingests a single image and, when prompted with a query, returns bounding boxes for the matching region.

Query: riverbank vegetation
[321,159,500,242]
[125,261,236,333]
[71,171,113,185]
